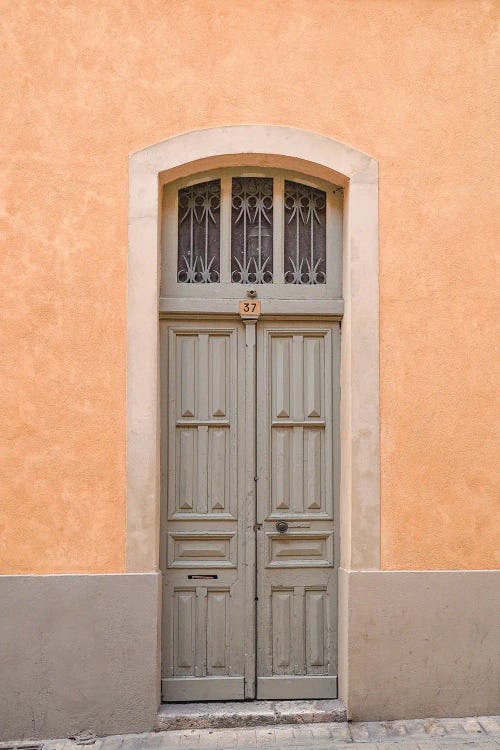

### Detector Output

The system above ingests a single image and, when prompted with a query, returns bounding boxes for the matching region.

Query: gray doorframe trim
[127,125,380,576]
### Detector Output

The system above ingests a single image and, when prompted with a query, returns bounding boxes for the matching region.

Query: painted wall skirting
[1,569,498,739]
[339,568,500,720]
[0,573,160,740]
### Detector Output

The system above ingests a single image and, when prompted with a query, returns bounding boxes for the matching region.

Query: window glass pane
[284,180,326,284]
[177,179,220,283]
[231,177,273,284]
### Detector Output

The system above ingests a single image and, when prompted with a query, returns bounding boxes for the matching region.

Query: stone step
[156,699,347,731]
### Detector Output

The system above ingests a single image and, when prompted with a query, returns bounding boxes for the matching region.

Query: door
[161,318,339,701]
[160,320,249,701]
[256,321,339,699]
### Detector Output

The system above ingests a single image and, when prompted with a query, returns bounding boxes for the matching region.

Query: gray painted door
[160,320,248,701]
[161,318,338,702]
[256,322,339,699]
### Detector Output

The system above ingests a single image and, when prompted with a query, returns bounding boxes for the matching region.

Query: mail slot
[188,574,218,580]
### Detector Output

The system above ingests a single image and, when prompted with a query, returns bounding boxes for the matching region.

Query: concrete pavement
[4,715,500,750]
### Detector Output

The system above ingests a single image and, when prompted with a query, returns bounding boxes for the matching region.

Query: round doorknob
[275,520,289,534]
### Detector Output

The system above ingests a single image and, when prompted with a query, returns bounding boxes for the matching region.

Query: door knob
[275,520,289,534]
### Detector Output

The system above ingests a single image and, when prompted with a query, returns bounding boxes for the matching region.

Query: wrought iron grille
[284,180,326,284]
[231,177,273,284]
[177,180,221,283]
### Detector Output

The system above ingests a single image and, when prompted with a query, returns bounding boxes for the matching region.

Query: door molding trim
[127,125,379,574]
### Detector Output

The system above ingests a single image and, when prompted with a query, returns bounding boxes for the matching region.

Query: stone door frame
[127,125,380,703]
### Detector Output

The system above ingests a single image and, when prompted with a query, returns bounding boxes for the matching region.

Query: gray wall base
[0,573,160,741]
[339,568,500,721]
[2,569,499,738]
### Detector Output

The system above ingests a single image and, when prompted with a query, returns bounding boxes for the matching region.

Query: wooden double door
[160,317,339,701]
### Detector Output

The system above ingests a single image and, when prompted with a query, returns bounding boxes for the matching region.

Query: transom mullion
[220,175,232,284]
[273,176,284,284]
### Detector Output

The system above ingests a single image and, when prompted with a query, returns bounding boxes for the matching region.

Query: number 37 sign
[239,299,261,319]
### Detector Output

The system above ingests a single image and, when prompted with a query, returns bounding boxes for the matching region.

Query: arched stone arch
[127,125,380,586]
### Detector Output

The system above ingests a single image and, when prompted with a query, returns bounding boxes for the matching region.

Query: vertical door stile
[293,586,306,675]
[243,318,257,698]
[195,586,208,677]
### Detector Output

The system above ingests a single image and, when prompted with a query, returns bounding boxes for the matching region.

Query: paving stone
[121,738,148,750]
[141,737,168,750]
[440,718,484,736]
[442,744,497,750]
[100,738,124,750]
[382,721,409,739]
[403,721,429,736]
[349,723,372,742]
[272,726,296,744]
[365,722,392,740]
[254,726,276,745]
[310,724,333,739]
[234,728,256,748]
[156,735,182,750]
[462,719,488,734]
[420,720,446,737]
[478,718,500,736]
[179,732,199,749]
[195,731,217,749]
[214,728,240,748]
[291,725,314,741]
[327,723,352,742]
[441,719,465,734]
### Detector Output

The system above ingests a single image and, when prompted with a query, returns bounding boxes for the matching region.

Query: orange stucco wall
[1,0,498,573]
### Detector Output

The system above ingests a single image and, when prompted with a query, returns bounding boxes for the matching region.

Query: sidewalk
[5,716,500,750]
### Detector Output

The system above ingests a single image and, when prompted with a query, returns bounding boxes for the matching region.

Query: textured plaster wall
[1,0,498,573]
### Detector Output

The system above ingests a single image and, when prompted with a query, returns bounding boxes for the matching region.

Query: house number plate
[239,300,261,318]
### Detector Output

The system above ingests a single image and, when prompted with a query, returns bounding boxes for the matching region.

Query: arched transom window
[161,168,343,302]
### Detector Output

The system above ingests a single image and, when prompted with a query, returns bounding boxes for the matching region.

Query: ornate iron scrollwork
[231,177,273,284]
[284,180,327,284]
[177,180,221,283]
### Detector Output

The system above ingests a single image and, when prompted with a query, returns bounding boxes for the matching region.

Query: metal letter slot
[188,574,218,580]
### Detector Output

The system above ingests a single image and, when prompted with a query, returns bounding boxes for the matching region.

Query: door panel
[161,320,248,701]
[256,322,339,699]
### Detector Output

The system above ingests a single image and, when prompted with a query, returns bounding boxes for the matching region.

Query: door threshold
[155,699,346,731]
